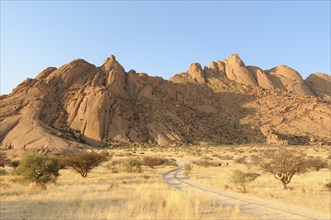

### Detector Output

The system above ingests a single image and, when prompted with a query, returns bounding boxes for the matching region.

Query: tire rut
[163,167,330,220]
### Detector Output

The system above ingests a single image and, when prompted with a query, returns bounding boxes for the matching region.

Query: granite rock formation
[1,54,330,154]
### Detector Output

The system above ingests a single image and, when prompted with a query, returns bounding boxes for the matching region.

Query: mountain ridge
[1,54,330,155]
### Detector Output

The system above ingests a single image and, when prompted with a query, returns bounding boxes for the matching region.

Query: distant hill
[1,54,330,154]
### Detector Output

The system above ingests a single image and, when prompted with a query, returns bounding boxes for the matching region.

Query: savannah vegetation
[249,148,327,189]
[15,153,61,189]
[0,145,330,219]
[61,151,109,177]
[189,145,331,213]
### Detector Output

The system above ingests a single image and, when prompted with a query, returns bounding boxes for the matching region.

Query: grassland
[0,145,330,219]
[187,146,331,214]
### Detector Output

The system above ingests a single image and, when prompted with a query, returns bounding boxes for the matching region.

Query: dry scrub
[1,145,330,219]
[0,147,256,219]
[189,145,331,214]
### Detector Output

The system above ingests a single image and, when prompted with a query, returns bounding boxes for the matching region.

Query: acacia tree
[62,151,109,178]
[251,148,327,189]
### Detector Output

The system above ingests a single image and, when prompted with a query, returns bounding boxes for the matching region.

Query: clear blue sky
[1,1,330,94]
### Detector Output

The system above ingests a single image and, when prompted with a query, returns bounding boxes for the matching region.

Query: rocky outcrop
[305,73,331,100]
[171,54,320,98]
[0,54,330,154]
[266,65,314,96]
[247,66,275,90]
[187,63,206,83]
[223,54,258,86]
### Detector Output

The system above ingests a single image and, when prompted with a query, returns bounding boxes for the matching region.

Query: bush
[183,163,192,176]
[192,159,218,167]
[62,151,109,177]
[123,158,143,173]
[323,182,331,190]
[16,153,60,187]
[308,157,328,171]
[141,156,170,168]
[9,160,19,168]
[234,156,247,164]
[218,155,233,160]
[0,152,12,167]
[184,163,192,171]
[0,168,7,175]
[0,152,6,167]
[231,170,260,185]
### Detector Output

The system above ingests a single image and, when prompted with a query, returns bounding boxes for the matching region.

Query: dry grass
[0,148,255,220]
[189,145,331,214]
[1,145,330,219]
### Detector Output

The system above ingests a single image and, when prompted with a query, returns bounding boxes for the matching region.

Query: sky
[1,1,330,95]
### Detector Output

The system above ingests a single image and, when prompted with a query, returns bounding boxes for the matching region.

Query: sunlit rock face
[1,54,330,154]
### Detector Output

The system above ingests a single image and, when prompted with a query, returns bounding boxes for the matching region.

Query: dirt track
[163,167,330,220]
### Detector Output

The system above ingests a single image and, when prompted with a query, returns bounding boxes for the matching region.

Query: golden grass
[0,155,254,219]
[1,145,330,219]
[188,145,331,214]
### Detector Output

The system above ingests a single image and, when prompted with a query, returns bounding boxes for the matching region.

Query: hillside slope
[1,54,330,154]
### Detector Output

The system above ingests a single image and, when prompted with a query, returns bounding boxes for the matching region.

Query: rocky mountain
[0,54,330,154]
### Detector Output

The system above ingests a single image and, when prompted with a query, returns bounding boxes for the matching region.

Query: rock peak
[100,54,125,74]
[227,54,245,66]
[187,62,206,83]
[189,63,203,72]
[101,54,117,67]
[1,53,330,153]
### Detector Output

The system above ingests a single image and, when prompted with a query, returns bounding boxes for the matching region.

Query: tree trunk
[282,181,288,189]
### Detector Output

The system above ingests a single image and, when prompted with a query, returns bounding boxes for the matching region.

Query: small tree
[62,151,109,177]
[251,148,327,189]
[16,153,60,187]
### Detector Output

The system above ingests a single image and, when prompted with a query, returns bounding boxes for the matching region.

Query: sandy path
[163,167,330,220]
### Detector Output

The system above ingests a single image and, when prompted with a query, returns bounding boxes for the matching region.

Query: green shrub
[16,153,60,187]
[100,138,111,148]
[123,158,143,173]
[62,151,109,178]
